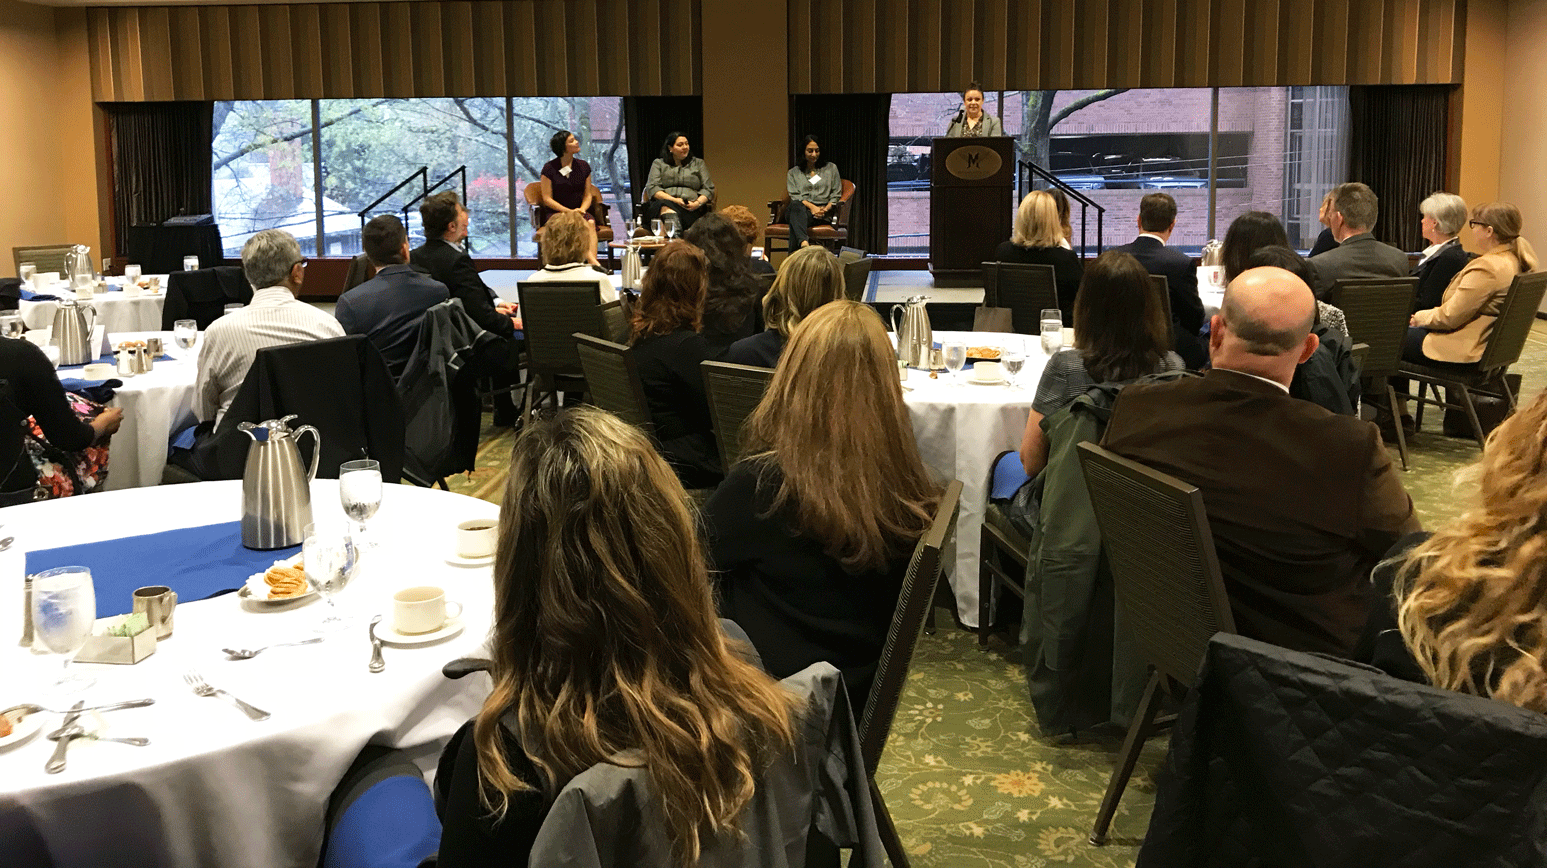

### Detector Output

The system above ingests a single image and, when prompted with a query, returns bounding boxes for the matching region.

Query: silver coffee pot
[891,295,933,368]
[50,299,97,366]
[621,243,643,291]
[238,415,321,550]
[1201,239,1224,266]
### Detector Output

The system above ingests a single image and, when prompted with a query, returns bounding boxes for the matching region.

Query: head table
[0,479,498,868]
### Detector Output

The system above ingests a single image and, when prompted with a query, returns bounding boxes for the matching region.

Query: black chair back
[700,360,775,473]
[517,281,606,384]
[161,266,253,330]
[1478,271,1547,374]
[838,246,866,263]
[1327,278,1416,380]
[342,254,375,293]
[842,255,874,302]
[1148,274,1174,330]
[573,334,652,432]
[982,262,1059,334]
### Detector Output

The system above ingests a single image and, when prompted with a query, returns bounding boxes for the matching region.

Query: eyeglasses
[290,257,309,269]
[1469,220,1491,231]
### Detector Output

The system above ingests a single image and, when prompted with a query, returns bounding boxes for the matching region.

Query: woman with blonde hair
[995,190,1084,323]
[1407,201,1538,369]
[705,300,941,712]
[723,244,845,367]
[524,210,615,302]
[436,407,799,865]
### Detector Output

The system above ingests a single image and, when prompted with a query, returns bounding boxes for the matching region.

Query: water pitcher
[239,415,321,550]
[1200,239,1224,267]
[621,243,643,291]
[49,299,96,366]
[64,244,94,290]
[890,295,933,368]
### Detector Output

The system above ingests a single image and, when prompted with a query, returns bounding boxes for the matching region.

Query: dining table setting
[0,477,499,868]
[17,273,170,337]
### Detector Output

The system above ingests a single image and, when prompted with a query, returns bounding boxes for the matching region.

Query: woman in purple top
[537,129,594,227]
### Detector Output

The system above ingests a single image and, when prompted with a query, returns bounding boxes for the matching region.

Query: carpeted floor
[445,320,1547,866]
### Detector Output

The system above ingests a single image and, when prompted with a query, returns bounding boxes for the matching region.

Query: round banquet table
[19,278,168,336]
[897,330,1053,627]
[0,480,498,868]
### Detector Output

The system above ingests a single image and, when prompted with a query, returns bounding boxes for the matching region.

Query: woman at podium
[945,82,1002,137]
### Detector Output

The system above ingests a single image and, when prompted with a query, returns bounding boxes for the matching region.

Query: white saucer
[0,710,43,751]
[445,552,495,567]
[240,554,319,604]
[968,375,1007,385]
[377,616,465,646]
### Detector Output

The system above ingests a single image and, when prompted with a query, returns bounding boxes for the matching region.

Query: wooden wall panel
[790,0,1464,93]
[86,0,701,101]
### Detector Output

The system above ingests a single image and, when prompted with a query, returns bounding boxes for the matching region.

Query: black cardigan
[1,338,95,494]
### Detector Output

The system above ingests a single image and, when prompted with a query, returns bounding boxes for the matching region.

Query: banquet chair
[1147,274,1174,332]
[1399,270,1547,448]
[838,246,866,263]
[763,180,856,257]
[701,360,774,474]
[573,334,653,433]
[399,299,499,488]
[842,252,874,302]
[13,244,72,277]
[320,746,440,868]
[517,282,607,418]
[160,266,254,331]
[1326,277,1417,469]
[860,478,963,868]
[979,450,1032,649]
[342,253,375,294]
[1075,442,1235,846]
[981,262,1059,334]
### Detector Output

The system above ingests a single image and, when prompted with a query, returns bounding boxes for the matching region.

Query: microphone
[952,108,965,126]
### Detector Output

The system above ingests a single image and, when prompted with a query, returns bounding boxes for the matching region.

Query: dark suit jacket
[334,264,450,382]
[1308,232,1411,299]
[1101,369,1420,658]
[409,239,515,339]
[1412,238,1471,312]
[1111,235,1208,368]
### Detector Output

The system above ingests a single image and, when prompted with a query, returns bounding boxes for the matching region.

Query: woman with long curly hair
[435,408,799,866]
[683,212,762,354]
[1384,389,1547,712]
[704,300,941,712]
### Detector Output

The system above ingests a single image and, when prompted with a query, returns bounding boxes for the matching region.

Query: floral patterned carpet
[447,322,1547,867]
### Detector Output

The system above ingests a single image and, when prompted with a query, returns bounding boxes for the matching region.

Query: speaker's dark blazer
[409,240,515,340]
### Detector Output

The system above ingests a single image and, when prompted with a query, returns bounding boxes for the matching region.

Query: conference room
[4,0,1547,865]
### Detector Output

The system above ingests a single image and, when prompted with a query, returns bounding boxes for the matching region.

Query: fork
[222,637,323,659]
[184,671,271,721]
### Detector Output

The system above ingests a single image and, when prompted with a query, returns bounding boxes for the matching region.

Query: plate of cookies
[239,555,318,604]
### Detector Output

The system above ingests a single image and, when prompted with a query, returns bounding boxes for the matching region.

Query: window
[212,100,316,257]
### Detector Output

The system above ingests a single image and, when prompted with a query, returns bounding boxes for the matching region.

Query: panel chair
[525,180,615,266]
[1074,442,1235,846]
[842,252,875,302]
[1327,278,1418,469]
[981,262,1060,334]
[979,450,1033,648]
[1400,271,1547,448]
[859,478,964,868]
[13,244,72,277]
[517,282,607,419]
[573,334,652,432]
[764,179,856,257]
[701,360,775,474]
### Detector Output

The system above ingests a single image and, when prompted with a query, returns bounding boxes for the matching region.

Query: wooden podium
[929,136,1015,286]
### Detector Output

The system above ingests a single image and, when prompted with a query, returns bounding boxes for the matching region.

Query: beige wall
[1501,0,1547,252]
[700,0,787,237]
[1453,0,1506,251]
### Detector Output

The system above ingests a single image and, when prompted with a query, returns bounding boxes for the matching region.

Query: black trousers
[1392,326,1478,398]
[785,202,834,248]
[641,198,708,234]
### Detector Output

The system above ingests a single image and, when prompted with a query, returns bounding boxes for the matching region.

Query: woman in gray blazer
[944,82,1003,137]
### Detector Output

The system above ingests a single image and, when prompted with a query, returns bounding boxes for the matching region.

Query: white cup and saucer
[968,361,1007,385]
[446,519,497,566]
[379,586,464,644]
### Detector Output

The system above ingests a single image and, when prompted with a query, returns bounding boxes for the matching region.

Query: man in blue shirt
[336,215,449,382]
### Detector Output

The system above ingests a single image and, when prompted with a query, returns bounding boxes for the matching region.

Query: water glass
[1040,308,1064,355]
[1,313,22,339]
[339,459,383,548]
[651,219,663,239]
[303,522,358,633]
[183,255,200,272]
[1002,343,1026,389]
[943,341,967,384]
[173,319,198,350]
[19,262,36,282]
[124,264,142,284]
[32,567,97,694]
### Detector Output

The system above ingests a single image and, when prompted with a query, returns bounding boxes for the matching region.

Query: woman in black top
[629,240,722,488]
[683,213,762,355]
[705,300,941,713]
[1,338,121,505]
[996,190,1084,324]
[724,244,845,368]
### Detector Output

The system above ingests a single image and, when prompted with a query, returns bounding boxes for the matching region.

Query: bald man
[1101,267,1420,658]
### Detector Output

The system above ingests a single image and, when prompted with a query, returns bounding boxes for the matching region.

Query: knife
[45,700,85,774]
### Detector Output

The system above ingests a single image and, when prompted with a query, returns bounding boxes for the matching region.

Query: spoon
[1,699,154,719]
[222,637,324,659]
[46,723,149,746]
[0,537,14,552]
[368,615,385,673]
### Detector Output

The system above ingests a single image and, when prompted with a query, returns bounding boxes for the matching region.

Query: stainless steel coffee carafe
[238,415,321,550]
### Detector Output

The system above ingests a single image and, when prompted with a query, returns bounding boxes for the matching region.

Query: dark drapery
[107,102,214,257]
[623,96,704,219]
[1349,85,1451,253]
[789,94,891,254]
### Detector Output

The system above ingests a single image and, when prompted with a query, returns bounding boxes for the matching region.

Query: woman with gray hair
[1413,192,1471,311]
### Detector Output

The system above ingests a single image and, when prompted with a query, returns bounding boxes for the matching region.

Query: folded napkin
[20,289,61,302]
[57,379,121,404]
[26,521,303,618]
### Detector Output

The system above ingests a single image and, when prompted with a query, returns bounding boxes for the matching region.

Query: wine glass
[31,567,97,694]
[339,459,382,548]
[123,264,142,285]
[1002,342,1026,389]
[943,341,967,385]
[663,213,679,239]
[173,319,198,351]
[1040,308,1064,356]
[303,521,358,633]
[651,219,663,239]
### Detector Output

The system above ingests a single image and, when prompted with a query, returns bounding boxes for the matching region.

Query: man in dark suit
[1111,192,1207,369]
[335,215,449,382]
[1307,182,1411,299]
[410,191,523,425]
[1102,266,1420,658]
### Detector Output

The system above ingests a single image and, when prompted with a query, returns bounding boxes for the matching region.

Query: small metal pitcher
[238,415,321,550]
[890,295,933,368]
[50,299,97,366]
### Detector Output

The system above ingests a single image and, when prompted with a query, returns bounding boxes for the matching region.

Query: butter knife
[44,700,85,774]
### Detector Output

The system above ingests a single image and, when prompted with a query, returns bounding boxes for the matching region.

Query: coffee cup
[82,363,114,380]
[455,519,497,559]
[392,586,462,635]
[133,585,177,639]
[973,361,1004,382]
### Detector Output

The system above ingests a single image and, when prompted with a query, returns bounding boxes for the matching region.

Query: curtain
[1348,85,1451,253]
[623,96,704,219]
[107,102,215,256]
[789,94,891,254]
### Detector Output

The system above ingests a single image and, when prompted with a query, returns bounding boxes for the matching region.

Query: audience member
[719,204,775,275]
[1247,245,1361,416]
[523,211,615,302]
[995,190,1084,324]
[642,131,714,233]
[684,213,763,355]
[723,245,844,368]
[785,134,843,250]
[1222,211,1348,340]
[1307,182,1410,298]
[335,214,449,382]
[629,240,722,488]
[435,407,799,866]
[0,339,122,506]
[1413,191,1471,311]
[705,300,941,713]
[536,129,594,231]
[194,229,344,428]
[1407,201,1536,368]
[1111,192,1208,368]
[944,81,1003,137]
[1308,190,1338,257]
[1018,251,1182,476]
[1101,266,1420,658]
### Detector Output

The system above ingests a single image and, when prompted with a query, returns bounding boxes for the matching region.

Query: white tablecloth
[20,279,168,336]
[56,331,198,491]
[898,331,1049,627]
[0,480,498,868]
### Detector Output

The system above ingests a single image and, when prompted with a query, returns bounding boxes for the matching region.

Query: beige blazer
[1412,241,1538,363]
